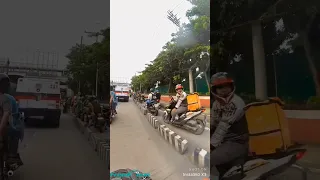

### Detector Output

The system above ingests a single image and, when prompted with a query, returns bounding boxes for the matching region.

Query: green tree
[131,0,210,94]
[66,28,110,98]
[211,0,320,97]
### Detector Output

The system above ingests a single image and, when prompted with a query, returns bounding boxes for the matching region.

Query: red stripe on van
[15,95,60,101]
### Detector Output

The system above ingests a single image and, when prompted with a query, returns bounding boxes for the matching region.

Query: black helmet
[0,73,10,94]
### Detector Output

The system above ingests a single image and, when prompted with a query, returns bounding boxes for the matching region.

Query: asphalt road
[11,114,109,180]
[270,166,320,180]
[110,99,209,180]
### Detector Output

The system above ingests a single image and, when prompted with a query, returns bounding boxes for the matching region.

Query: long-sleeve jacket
[175,91,188,108]
[210,94,249,148]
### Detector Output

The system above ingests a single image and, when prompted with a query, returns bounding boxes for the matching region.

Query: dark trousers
[210,141,248,178]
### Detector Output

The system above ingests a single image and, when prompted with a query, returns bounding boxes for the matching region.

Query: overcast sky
[110,0,192,83]
[0,0,109,69]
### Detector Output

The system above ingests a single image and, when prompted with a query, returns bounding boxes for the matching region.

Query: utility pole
[249,0,267,100]
[95,62,98,96]
[84,31,101,43]
[85,30,102,96]
[188,69,194,93]
[6,58,10,75]
[47,52,50,69]
[168,10,197,93]
[36,49,40,69]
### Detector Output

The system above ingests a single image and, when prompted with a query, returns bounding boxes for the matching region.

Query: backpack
[245,98,292,156]
[187,93,201,111]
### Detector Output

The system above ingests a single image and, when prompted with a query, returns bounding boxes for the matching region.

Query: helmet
[175,84,183,90]
[211,72,235,103]
[211,72,234,87]
[150,88,154,92]
[0,73,10,93]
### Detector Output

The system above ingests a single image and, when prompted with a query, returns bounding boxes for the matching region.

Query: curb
[135,103,189,154]
[147,113,188,154]
[134,101,209,168]
[191,148,210,168]
[158,124,188,154]
[73,115,109,165]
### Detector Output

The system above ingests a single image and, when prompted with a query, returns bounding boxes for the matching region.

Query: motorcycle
[145,99,158,116]
[216,147,307,180]
[0,112,25,179]
[163,96,206,135]
[94,112,106,133]
[109,104,116,124]
[101,104,111,125]
[0,153,23,179]
[81,106,91,124]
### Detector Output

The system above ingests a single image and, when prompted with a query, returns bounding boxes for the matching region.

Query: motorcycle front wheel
[193,119,205,135]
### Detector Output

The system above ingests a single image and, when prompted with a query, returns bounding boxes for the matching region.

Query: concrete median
[73,114,109,165]
[134,101,210,168]
[158,124,188,154]
[192,148,210,168]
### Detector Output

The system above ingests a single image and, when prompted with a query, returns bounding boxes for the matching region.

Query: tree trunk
[302,31,320,96]
[167,79,172,94]
[204,73,210,93]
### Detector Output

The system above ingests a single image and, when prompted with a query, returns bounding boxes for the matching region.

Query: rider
[210,72,249,178]
[110,86,118,115]
[72,92,81,113]
[171,84,188,122]
[155,89,161,103]
[87,96,101,125]
[146,88,155,107]
[89,96,101,115]
[0,74,23,166]
[5,93,24,166]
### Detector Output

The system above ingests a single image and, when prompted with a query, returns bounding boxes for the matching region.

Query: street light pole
[95,62,109,97]
[78,36,83,93]
[95,62,99,96]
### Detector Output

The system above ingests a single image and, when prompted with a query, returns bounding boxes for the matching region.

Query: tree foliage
[131,0,210,93]
[211,0,320,96]
[66,28,110,98]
